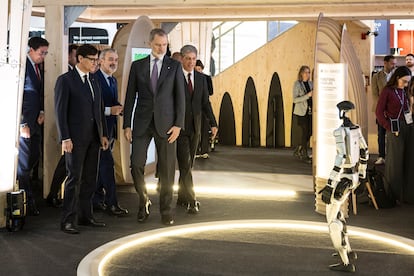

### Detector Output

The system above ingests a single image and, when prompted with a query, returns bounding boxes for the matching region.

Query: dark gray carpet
[1,146,413,276]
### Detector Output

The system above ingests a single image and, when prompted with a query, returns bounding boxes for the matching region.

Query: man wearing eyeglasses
[55,44,109,234]
[17,36,49,217]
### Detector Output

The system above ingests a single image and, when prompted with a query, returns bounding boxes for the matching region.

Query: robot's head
[337,100,355,119]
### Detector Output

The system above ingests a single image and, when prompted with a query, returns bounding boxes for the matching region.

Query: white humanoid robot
[319,100,369,272]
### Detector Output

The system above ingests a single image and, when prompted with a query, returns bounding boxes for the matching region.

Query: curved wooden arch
[242,77,260,147]
[218,92,236,146]
[266,72,285,148]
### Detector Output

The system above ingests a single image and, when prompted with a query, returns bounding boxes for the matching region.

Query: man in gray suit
[123,28,185,225]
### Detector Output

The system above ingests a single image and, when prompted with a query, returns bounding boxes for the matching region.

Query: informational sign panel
[315,63,347,179]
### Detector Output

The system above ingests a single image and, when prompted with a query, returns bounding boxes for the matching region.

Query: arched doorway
[218,92,236,145]
[266,72,285,148]
[242,77,260,147]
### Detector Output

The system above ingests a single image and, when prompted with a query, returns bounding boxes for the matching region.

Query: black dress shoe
[137,199,151,222]
[46,196,63,208]
[108,204,129,216]
[161,214,174,225]
[61,222,79,234]
[187,200,200,214]
[78,218,106,227]
[28,200,40,216]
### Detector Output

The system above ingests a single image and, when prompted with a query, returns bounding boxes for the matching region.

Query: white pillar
[0,0,33,227]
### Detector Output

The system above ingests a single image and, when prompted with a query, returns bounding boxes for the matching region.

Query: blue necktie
[151,58,159,93]
[108,76,116,97]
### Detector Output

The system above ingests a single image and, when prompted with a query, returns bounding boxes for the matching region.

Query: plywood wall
[210,22,317,146]
[210,20,374,149]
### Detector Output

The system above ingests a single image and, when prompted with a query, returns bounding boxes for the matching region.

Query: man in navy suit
[123,28,185,225]
[55,44,109,234]
[46,44,79,208]
[92,48,128,216]
[18,37,49,216]
[176,45,218,213]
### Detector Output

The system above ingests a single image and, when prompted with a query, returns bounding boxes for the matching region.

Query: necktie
[151,58,159,93]
[84,74,94,100]
[108,76,116,96]
[35,64,41,80]
[187,73,193,96]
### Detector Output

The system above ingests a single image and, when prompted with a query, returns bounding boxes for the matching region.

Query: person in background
[55,44,109,234]
[18,36,49,216]
[371,55,396,165]
[92,48,128,216]
[123,28,185,225]
[292,65,313,163]
[405,53,414,76]
[376,66,413,204]
[175,45,218,213]
[195,59,214,159]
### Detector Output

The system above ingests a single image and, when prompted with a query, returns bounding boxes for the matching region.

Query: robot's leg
[327,206,356,272]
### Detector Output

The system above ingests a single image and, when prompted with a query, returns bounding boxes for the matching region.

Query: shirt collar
[75,65,88,80]
[182,68,194,77]
[100,69,111,79]
[151,53,164,62]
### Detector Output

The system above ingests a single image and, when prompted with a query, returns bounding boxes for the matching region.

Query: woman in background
[376,65,413,204]
[292,65,313,163]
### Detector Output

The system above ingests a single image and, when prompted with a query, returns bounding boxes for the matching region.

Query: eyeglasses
[36,50,48,56]
[84,56,99,63]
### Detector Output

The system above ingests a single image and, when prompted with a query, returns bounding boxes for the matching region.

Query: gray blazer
[292,80,313,116]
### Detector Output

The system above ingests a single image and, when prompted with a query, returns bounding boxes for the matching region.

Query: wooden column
[43,5,67,198]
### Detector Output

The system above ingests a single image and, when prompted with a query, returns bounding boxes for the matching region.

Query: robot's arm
[358,129,369,180]
[319,128,347,204]
[327,128,347,186]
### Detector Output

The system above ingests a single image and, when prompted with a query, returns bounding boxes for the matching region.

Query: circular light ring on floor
[77,220,414,276]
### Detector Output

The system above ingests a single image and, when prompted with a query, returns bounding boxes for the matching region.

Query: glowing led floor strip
[77,220,414,276]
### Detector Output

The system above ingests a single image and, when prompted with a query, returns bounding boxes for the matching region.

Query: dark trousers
[384,120,411,201]
[17,132,41,201]
[130,123,176,215]
[198,114,210,154]
[177,131,199,203]
[93,143,118,206]
[61,140,100,224]
[295,113,311,149]
[48,155,66,199]
[377,120,386,158]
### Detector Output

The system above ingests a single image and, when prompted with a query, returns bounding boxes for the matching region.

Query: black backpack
[367,167,396,208]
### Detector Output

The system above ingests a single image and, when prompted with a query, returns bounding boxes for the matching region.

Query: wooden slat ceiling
[32,0,414,22]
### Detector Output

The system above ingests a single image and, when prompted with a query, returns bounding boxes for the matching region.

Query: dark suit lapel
[158,56,172,88]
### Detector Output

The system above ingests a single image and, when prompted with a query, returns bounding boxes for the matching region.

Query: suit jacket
[95,69,120,140]
[21,58,43,132]
[54,69,107,145]
[123,55,185,138]
[292,80,313,116]
[371,70,388,112]
[182,71,217,137]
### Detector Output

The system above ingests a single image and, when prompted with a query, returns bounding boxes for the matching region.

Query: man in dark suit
[176,45,218,213]
[92,48,128,216]
[46,44,79,208]
[123,28,185,225]
[55,44,109,234]
[17,37,49,216]
[195,59,215,159]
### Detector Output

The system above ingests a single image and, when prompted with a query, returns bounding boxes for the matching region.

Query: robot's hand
[334,178,352,199]
[319,185,333,204]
